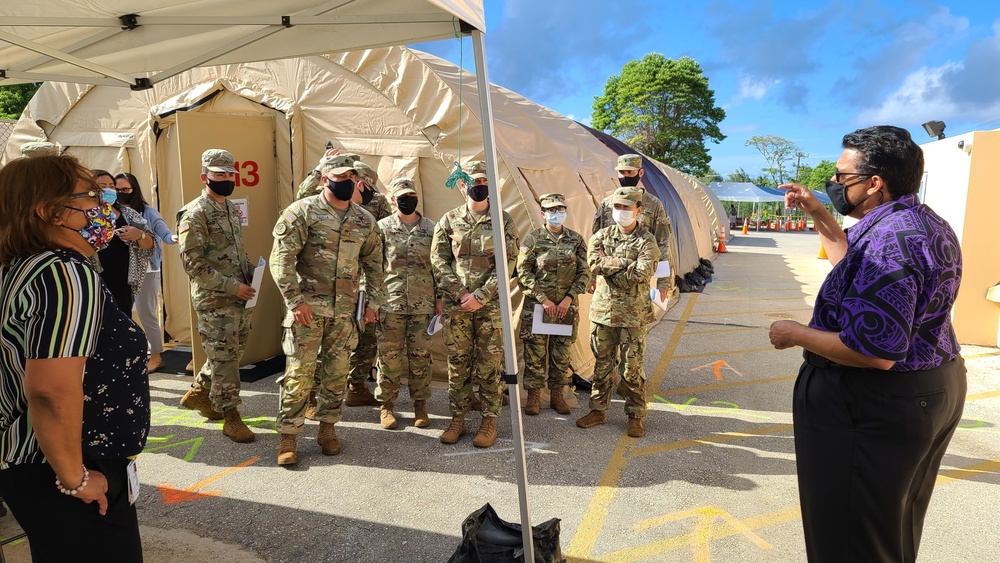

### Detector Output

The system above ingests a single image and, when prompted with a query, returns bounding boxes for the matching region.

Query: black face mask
[467,184,489,202]
[117,192,134,205]
[328,178,356,201]
[618,174,641,188]
[396,196,419,215]
[824,178,873,215]
[360,186,375,205]
[207,179,235,197]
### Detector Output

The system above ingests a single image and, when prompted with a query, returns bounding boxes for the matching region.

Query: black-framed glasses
[116,187,134,193]
[834,171,872,183]
[67,189,102,201]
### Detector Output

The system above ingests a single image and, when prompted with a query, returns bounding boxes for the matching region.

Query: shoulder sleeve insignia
[283,210,297,223]
[178,222,191,235]
[274,222,289,236]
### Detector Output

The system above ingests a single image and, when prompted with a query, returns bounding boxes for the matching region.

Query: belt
[803,350,840,368]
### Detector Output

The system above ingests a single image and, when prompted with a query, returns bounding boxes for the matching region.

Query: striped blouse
[0,249,150,468]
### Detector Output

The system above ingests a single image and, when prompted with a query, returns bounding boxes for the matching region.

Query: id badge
[126,459,140,505]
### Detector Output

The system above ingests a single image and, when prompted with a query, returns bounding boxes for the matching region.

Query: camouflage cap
[462,160,488,180]
[320,154,356,175]
[20,141,62,157]
[616,154,643,171]
[389,177,417,197]
[539,193,567,209]
[353,161,378,185]
[610,187,643,207]
[202,149,237,173]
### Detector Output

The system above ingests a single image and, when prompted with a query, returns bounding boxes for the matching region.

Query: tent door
[171,111,281,372]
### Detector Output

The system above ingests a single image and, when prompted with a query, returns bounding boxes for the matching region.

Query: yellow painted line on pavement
[662,374,797,396]
[672,346,777,360]
[629,424,794,459]
[964,351,1000,360]
[683,326,761,335]
[698,296,809,303]
[566,295,698,559]
[689,308,814,318]
[966,389,1000,401]
[936,459,1000,485]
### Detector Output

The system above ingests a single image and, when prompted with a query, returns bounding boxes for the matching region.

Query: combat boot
[277,433,298,466]
[304,390,318,421]
[440,416,466,444]
[179,384,223,420]
[222,409,255,443]
[472,416,497,448]
[524,388,541,416]
[627,416,645,438]
[345,382,379,407]
[380,403,398,430]
[550,386,571,415]
[413,400,430,428]
[576,410,607,429]
[317,422,341,455]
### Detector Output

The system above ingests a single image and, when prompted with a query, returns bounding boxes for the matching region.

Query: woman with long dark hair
[91,170,154,314]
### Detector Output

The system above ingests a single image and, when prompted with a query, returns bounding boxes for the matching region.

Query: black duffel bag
[446,503,564,563]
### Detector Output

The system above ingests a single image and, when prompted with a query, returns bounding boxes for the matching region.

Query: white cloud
[855,64,961,124]
[734,75,778,103]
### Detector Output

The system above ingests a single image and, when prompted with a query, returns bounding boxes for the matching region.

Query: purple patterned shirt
[810,194,962,372]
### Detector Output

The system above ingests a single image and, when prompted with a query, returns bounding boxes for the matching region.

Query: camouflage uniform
[516,194,589,391]
[269,185,384,434]
[593,154,674,296]
[588,188,659,418]
[177,192,254,412]
[374,182,437,406]
[431,167,519,418]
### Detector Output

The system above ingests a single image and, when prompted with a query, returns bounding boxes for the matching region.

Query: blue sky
[412,0,1000,178]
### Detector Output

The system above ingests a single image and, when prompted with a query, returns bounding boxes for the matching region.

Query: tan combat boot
[179,384,223,420]
[277,433,298,465]
[524,388,541,416]
[576,410,607,429]
[413,400,430,428]
[627,416,645,438]
[304,390,318,421]
[317,422,341,455]
[472,416,498,448]
[380,403,398,430]
[550,386,571,415]
[222,409,255,443]
[439,416,466,444]
[345,382,379,407]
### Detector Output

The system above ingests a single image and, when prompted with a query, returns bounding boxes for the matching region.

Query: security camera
[957,139,972,155]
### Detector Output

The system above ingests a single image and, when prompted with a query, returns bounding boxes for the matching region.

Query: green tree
[745,134,800,185]
[806,160,836,191]
[794,163,813,184]
[592,54,726,177]
[697,168,722,185]
[725,168,754,183]
[0,83,41,119]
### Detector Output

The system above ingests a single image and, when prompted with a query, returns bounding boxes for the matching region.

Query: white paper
[356,290,366,330]
[245,256,266,308]
[126,459,139,505]
[531,304,573,336]
[427,314,443,336]
[654,260,671,278]
[650,287,668,310]
[231,198,249,227]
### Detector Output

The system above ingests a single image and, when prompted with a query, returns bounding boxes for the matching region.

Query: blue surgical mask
[545,210,567,227]
[102,188,118,205]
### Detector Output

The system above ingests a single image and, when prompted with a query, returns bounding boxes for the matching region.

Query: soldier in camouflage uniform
[592,154,674,302]
[269,153,384,465]
[374,178,440,430]
[578,187,659,438]
[177,149,257,444]
[516,193,589,416]
[431,160,519,448]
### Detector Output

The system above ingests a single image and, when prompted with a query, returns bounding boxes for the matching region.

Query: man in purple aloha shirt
[769,125,966,563]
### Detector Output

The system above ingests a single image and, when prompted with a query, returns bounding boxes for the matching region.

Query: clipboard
[245,257,266,308]
[530,304,573,336]
[653,260,671,278]
[356,290,366,330]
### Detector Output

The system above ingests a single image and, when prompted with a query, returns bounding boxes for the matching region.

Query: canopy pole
[471,28,536,562]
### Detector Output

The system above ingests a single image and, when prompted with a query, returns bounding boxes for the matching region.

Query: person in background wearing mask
[431,160,519,448]
[578,187,659,437]
[115,172,178,372]
[771,126,965,562]
[516,193,589,416]
[591,154,674,303]
[373,178,440,430]
[270,154,384,465]
[92,170,154,314]
[176,149,257,444]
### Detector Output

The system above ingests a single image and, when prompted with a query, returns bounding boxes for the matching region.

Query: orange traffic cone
[818,244,827,260]
[741,218,749,235]
[717,231,728,253]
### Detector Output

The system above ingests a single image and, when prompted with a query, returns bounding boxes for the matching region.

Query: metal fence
[0,119,16,156]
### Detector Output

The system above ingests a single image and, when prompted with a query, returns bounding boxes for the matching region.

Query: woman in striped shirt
[0,154,150,561]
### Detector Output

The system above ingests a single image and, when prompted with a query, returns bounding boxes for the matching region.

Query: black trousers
[793,352,966,563]
[0,458,142,562]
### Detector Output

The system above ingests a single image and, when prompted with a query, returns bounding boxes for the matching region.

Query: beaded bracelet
[55,466,90,496]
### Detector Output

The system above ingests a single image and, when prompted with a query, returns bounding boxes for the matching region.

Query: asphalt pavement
[1,229,997,562]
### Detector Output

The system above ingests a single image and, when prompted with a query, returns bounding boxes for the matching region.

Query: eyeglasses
[67,189,102,201]
[116,187,134,193]
[834,171,872,183]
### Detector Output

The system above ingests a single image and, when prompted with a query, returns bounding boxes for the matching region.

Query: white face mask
[612,208,635,227]
[545,210,567,227]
